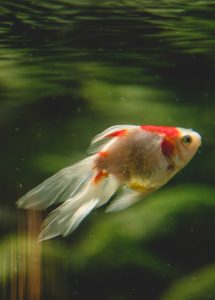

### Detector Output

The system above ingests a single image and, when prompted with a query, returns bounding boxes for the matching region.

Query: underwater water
[0,0,215,299]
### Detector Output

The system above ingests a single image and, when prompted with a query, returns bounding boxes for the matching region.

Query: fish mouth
[193,131,202,146]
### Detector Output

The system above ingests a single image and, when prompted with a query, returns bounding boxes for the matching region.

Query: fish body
[17,125,201,241]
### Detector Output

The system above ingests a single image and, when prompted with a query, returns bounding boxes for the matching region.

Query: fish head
[171,128,202,169]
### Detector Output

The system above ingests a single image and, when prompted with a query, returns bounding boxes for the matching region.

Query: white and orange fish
[17,125,201,241]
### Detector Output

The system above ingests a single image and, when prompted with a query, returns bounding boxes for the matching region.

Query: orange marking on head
[141,125,179,157]
[161,138,176,157]
[141,125,179,139]
[105,129,127,138]
[93,170,108,184]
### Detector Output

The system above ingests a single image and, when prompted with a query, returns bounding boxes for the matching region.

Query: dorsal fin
[87,125,137,154]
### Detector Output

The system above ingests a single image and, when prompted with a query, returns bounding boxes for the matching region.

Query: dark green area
[0,0,214,299]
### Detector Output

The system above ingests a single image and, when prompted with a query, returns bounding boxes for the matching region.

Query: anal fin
[105,187,141,213]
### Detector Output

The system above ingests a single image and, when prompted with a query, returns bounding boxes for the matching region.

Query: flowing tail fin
[17,155,119,241]
[17,156,96,210]
[38,172,119,241]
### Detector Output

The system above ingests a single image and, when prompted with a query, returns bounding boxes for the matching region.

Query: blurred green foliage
[0,0,214,299]
[1,185,215,299]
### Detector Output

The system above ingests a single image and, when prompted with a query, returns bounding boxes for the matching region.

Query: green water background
[0,1,214,299]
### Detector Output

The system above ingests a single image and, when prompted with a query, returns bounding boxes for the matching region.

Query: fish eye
[182,135,192,145]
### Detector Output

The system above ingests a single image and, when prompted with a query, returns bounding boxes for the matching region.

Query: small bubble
[192,276,196,281]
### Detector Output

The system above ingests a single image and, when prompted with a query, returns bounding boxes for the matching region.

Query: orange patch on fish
[105,129,127,138]
[141,125,179,139]
[93,170,108,184]
[98,151,109,158]
[161,137,176,157]
[141,125,179,157]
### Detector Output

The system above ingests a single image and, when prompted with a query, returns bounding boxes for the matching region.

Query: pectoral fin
[105,187,141,213]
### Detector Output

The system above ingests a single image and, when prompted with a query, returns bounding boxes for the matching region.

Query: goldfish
[17,125,201,241]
